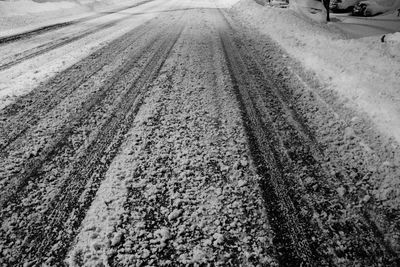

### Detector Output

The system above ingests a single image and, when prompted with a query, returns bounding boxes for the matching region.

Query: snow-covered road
[0,0,399,266]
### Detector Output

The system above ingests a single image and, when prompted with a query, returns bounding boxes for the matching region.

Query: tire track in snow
[0,17,166,213]
[0,21,117,71]
[0,3,156,72]
[99,8,277,266]
[218,8,398,266]
[0,16,184,267]
[0,20,165,210]
[0,17,159,155]
[0,0,155,46]
[217,15,317,266]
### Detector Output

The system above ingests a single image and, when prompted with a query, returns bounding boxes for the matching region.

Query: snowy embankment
[357,0,400,15]
[290,0,400,37]
[0,0,88,33]
[0,0,137,35]
[232,0,400,145]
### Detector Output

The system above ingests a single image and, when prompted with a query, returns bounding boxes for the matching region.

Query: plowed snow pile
[290,0,400,37]
[0,0,79,15]
[359,0,400,14]
[0,0,89,32]
[232,0,400,144]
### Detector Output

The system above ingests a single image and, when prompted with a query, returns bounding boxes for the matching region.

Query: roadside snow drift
[0,0,80,15]
[357,0,400,15]
[233,0,400,144]
[0,0,139,33]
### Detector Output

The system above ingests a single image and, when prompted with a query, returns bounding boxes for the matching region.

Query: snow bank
[0,0,92,33]
[358,0,400,15]
[386,31,400,43]
[0,0,81,16]
[289,0,329,22]
[232,0,400,143]
[0,0,136,16]
[373,0,400,10]
[290,0,324,10]
[291,0,400,30]
[0,0,139,35]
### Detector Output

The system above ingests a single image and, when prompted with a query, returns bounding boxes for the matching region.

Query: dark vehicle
[330,0,359,12]
[353,2,369,15]
[352,2,382,16]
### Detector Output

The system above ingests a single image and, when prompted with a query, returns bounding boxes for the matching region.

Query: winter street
[0,0,400,266]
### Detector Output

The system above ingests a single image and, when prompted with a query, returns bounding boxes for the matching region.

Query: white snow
[360,0,400,15]
[65,84,162,266]
[0,0,90,33]
[0,0,139,34]
[333,12,400,38]
[290,0,328,22]
[0,0,170,110]
[386,31,400,42]
[233,0,400,143]
[0,0,135,16]
[0,0,80,15]
[0,0,80,17]
[291,0,400,37]
[66,5,277,264]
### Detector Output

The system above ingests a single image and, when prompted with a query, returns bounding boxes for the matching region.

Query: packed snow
[0,0,89,33]
[66,10,277,264]
[1,0,399,264]
[1,0,399,165]
[0,0,175,110]
[0,0,81,15]
[0,0,139,34]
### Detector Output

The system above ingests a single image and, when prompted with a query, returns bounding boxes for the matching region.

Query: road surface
[0,0,399,266]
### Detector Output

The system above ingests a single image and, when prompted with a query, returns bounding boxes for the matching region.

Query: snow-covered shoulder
[231,0,400,144]
[0,0,138,36]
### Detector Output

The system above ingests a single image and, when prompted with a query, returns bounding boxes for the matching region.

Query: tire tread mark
[0,4,155,72]
[0,21,117,71]
[0,34,162,209]
[12,24,183,266]
[0,0,155,46]
[0,18,157,155]
[217,10,317,266]
[217,8,398,266]
[220,12,322,159]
